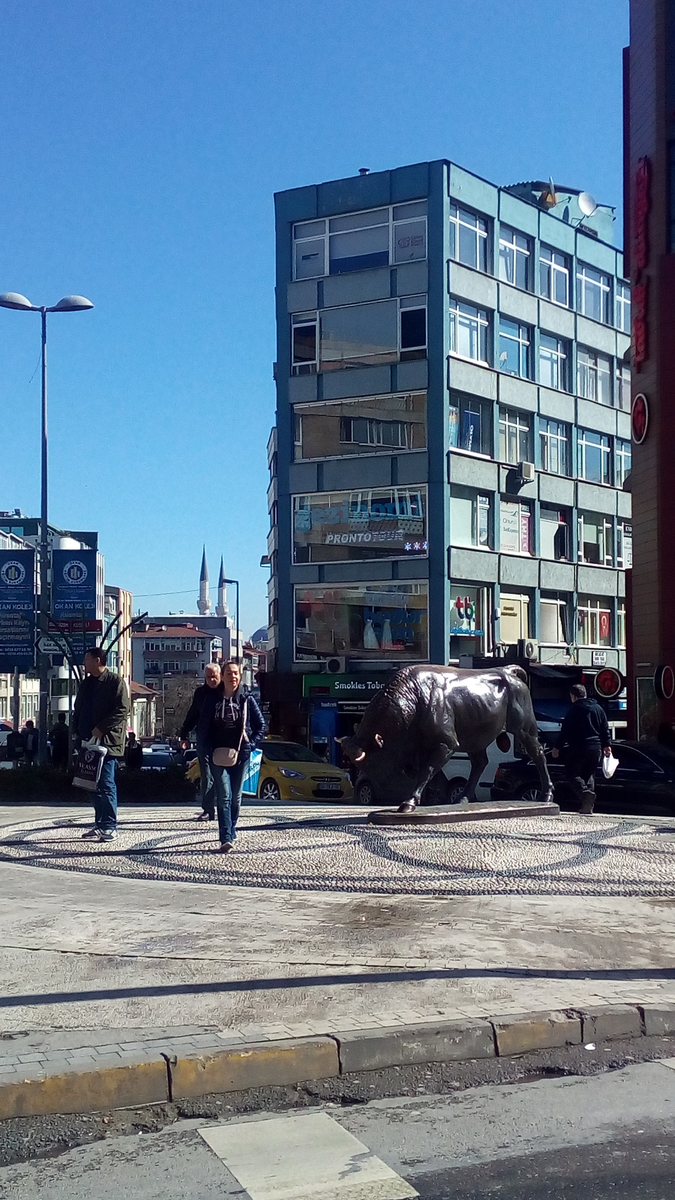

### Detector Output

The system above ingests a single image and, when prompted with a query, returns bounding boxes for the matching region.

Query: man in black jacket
[552,684,611,814]
[73,647,130,842]
[180,662,222,820]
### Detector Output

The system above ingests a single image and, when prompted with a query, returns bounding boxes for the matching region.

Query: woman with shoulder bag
[210,660,266,853]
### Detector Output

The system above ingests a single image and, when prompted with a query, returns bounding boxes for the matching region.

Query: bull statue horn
[375,733,384,748]
[334,737,344,744]
[354,750,366,761]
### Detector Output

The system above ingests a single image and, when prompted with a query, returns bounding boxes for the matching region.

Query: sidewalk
[0,802,674,1114]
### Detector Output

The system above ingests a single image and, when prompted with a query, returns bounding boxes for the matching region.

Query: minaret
[198,546,210,615]
[216,556,228,618]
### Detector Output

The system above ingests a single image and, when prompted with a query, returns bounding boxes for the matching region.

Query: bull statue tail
[504,664,528,684]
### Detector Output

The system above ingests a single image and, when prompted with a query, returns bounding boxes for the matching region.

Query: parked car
[0,720,12,767]
[354,718,562,808]
[491,740,675,814]
[140,747,180,771]
[253,739,353,802]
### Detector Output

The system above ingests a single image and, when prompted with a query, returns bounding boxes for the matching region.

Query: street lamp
[223,577,240,663]
[0,292,94,764]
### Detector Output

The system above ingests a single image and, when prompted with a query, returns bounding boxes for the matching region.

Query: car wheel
[446,778,468,805]
[355,778,375,806]
[517,784,542,803]
[259,778,281,801]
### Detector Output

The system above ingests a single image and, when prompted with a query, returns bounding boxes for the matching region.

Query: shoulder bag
[212,698,248,768]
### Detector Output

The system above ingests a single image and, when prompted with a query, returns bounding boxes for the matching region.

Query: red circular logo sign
[594,668,623,700]
[654,665,675,701]
[632,393,649,444]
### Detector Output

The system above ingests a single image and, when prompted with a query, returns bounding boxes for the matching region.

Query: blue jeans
[196,736,216,818]
[212,755,247,845]
[94,756,118,831]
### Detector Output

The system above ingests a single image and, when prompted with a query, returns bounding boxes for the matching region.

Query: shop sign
[594,667,624,700]
[654,664,675,702]
[52,549,98,619]
[303,672,391,699]
[450,593,484,637]
[632,393,649,444]
[591,650,607,667]
[633,156,651,372]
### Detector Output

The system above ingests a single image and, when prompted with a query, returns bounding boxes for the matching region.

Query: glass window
[499,226,531,289]
[577,347,612,404]
[576,263,611,324]
[294,583,429,661]
[499,318,531,378]
[292,487,428,564]
[449,300,489,363]
[499,407,532,464]
[617,520,633,568]
[539,333,568,390]
[293,392,427,461]
[449,204,488,271]
[617,603,626,647]
[616,363,631,411]
[578,511,613,566]
[292,203,428,279]
[500,593,530,643]
[616,438,632,488]
[448,392,492,456]
[541,597,569,645]
[616,281,631,333]
[578,429,611,485]
[399,300,427,360]
[577,595,612,647]
[539,246,569,306]
[291,312,318,374]
[450,487,491,548]
[540,507,570,560]
[500,499,532,554]
[539,418,569,475]
[319,299,398,371]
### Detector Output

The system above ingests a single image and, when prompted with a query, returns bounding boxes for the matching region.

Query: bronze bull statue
[339,663,553,812]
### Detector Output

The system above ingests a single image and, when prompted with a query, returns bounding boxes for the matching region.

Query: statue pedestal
[367,800,560,826]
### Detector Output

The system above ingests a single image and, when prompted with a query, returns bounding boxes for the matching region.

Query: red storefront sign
[633,156,651,373]
[632,393,649,444]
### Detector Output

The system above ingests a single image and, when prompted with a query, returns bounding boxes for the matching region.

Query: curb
[1,1004,675,1121]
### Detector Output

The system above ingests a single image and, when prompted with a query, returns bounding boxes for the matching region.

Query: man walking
[73,647,130,842]
[551,684,612,814]
[180,661,222,820]
[23,719,38,766]
[49,712,70,770]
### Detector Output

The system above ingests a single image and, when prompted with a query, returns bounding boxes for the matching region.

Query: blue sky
[0,0,628,635]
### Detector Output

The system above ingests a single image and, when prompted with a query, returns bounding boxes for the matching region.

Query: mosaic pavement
[1,807,675,896]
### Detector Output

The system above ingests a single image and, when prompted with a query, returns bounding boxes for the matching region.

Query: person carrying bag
[209,660,266,854]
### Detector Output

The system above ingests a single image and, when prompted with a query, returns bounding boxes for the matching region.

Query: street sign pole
[38,308,50,766]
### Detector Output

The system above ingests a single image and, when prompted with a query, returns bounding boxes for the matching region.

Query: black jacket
[211,687,266,754]
[555,698,611,752]
[73,669,130,758]
[180,682,223,742]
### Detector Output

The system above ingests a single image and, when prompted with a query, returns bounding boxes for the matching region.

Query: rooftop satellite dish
[578,192,598,217]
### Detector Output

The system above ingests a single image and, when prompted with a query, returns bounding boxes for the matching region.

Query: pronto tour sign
[0,548,35,673]
[51,548,98,620]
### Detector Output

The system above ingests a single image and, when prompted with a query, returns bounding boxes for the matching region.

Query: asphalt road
[2,1057,675,1198]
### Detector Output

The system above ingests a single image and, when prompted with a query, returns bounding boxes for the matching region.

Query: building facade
[624,1,675,738]
[103,585,133,694]
[131,623,222,736]
[267,160,632,744]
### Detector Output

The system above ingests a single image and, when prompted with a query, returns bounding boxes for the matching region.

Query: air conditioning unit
[517,638,539,662]
[325,656,346,674]
[517,461,535,483]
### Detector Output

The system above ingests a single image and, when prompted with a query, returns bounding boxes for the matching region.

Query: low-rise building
[131,623,222,736]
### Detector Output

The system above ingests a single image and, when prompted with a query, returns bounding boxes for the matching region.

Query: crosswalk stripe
[199,1110,418,1200]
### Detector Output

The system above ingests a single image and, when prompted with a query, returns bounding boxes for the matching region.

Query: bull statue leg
[517,727,554,803]
[456,748,489,805]
[397,741,456,814]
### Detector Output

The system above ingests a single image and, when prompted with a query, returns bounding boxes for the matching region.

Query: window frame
[294,582,430,662]
[292,201,428,280]
[615,438,632,489]
[449,203,489,272]
[616,281,631,333]
[499,406,533,465]
[498,317,531,379]
[539,332,568,391]
[576,262,611,324]
[539,417,569,476]
[448,391,493,458]
[450,486,492,549]
[293,391,427,461]
[617,520,633,569]
[577,595,613,648]
[292,486,429,565]
[577,510,614,567]
[498,225,531,290]
[291,298,427,376]
[500,497,533,555]
[449,299,490,365]
[578,427,612,485]
[577,346,612,405]
[616,363,631,411]
[540,506,571,561]
[539,245,570,307]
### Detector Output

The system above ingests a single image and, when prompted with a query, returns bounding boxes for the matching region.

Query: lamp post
[0,292,94,765]
[223,577,240,663]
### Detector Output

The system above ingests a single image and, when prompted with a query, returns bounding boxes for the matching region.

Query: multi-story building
[131,622,222,735]
[104,585,133,694]
[266,160,632,748]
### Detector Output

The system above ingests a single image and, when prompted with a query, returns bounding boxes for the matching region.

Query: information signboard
[0,549,35,673]
[51,549,97,620]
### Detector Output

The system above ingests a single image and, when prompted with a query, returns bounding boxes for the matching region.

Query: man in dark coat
[552,683,611,814]
[180,662,223,820]
[73,647,130,842]
[124,730,144,770]
[23,720,38,766]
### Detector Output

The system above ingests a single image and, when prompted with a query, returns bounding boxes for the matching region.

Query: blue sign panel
[52,549,98,620]
[0,549,35,673]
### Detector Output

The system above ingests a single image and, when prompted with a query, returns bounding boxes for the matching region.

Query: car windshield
[262,742,326,763]
[143,751,173,767]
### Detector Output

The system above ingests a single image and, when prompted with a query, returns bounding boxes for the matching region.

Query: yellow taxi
[254,738,353,802]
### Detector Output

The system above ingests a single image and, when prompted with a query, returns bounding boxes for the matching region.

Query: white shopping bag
[73,739,108,792]
[602,751,619,780]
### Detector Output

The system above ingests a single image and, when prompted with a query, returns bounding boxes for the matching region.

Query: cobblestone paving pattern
[1,809,675,896]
